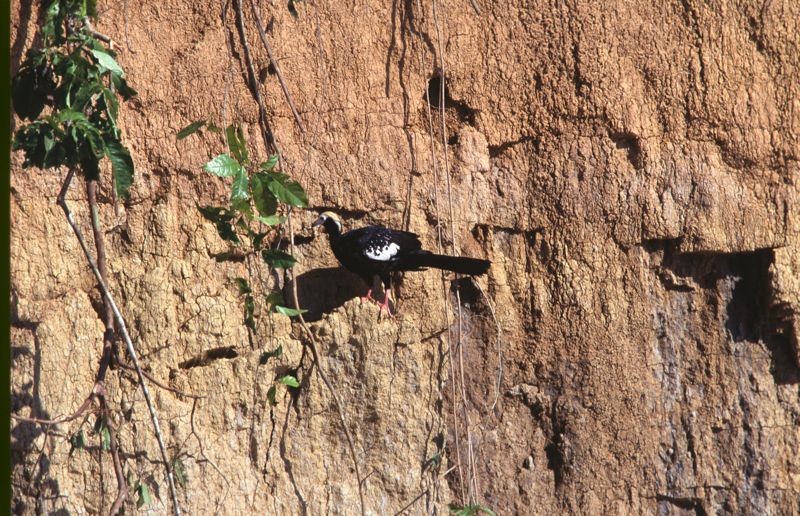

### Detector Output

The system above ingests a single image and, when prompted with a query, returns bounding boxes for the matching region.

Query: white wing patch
[365,242,400,261]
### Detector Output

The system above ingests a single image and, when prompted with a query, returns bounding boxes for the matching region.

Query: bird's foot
[378,297,395,318]
[360,289,379,304]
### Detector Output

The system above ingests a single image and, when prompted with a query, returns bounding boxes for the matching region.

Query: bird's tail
[401,251,491,275]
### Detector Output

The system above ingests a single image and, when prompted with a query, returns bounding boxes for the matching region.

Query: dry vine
[228,1,367,513]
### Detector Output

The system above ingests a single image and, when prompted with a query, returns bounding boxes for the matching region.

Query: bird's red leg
[378,288,394,318]
[360,289,376,303]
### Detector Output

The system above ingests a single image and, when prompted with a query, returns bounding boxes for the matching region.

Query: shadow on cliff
[11,291,62,511]
[286,267,367,322]
[654,242,800,385]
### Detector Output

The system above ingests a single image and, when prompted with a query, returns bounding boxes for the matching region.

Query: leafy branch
[180,120,308,325]
[11,1,183,514]
[12,0,135,198]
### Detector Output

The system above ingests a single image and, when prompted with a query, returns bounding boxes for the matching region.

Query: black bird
[312,211,491,315]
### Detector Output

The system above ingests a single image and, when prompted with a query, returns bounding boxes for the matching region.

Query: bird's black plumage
[312,211,491,314]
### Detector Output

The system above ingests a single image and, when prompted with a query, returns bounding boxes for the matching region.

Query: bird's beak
[311,216,325,229]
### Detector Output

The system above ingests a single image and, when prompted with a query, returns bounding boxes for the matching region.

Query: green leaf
[256,215,286,226]
[278,375,300,388]
[173,458,188,488]
[260,345,283,365]
[93,416,111,451]
[136,483,152,508]
[105,139,134,198]
[204,154,241,177]
[448,504,496,516]
[251,174,278,217]
[274,305,307,317]
[58,110,88,122]
[206,122,223,133]
[426,452,441,469]
[102,88,119,127]
[261,249,297,269]
[91,48,124,75]
[177,120,206,140]
[265,291,284,307]
[244,295,255,330]
[233,277,251,295]
[69,430,86,453]
[100,425,111,451]
[226,125,249,164]
[267,385,277,406]
[231,167,250,203]
[260,154,279,172]
[266,173,309,207]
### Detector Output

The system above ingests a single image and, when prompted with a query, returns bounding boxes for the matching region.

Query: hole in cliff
[488,135,540,158]
[179,346,239,369]
[426,76,443,108]
[425,76,477,126]
[609,131,642,169]
[724,252,771,342]
[544,435,565,486]
[450,277,481,308]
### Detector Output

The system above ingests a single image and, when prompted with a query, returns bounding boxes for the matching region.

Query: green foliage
[278,375,300,388]
[266,372,299,407]
[204,154,241,178]
[181,122,310,331]
[173,458,188,488]
[448,504,496,516]
[261,249,297,269]
[93,415,111,451]
[136,482,152,508]
[185,122,306,260]
[274,305,308,317]
[69,429,86,454]
[260,345,283,365]
[11,0,137,198]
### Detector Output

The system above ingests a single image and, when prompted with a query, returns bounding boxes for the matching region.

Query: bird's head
[312,211,342,235]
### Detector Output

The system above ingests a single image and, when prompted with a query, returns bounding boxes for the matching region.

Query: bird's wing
[347,226,422,262]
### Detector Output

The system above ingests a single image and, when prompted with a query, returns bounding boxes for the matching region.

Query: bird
[312,211,491,316]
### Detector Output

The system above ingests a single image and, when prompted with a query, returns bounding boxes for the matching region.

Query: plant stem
[287,210,367,516]
[87,179,129,514]
[58,170,182,516]
[247,0,305,133]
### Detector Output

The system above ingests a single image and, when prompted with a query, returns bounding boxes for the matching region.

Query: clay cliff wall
[11,0,800,513]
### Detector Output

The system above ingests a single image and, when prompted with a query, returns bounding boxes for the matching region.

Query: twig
[97,389,128,515]
[57,169,182,516]
[87,179,129,514]
[233,0,277,155]
[287,210,367,516]
[116,362,206,399]
[11,395,96,425]
[421,5,466,503]
[393,465,457,515]
[82,17,116,48]
[432,0,478,502]
[247,0,306,133]
[229,2,361,510]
